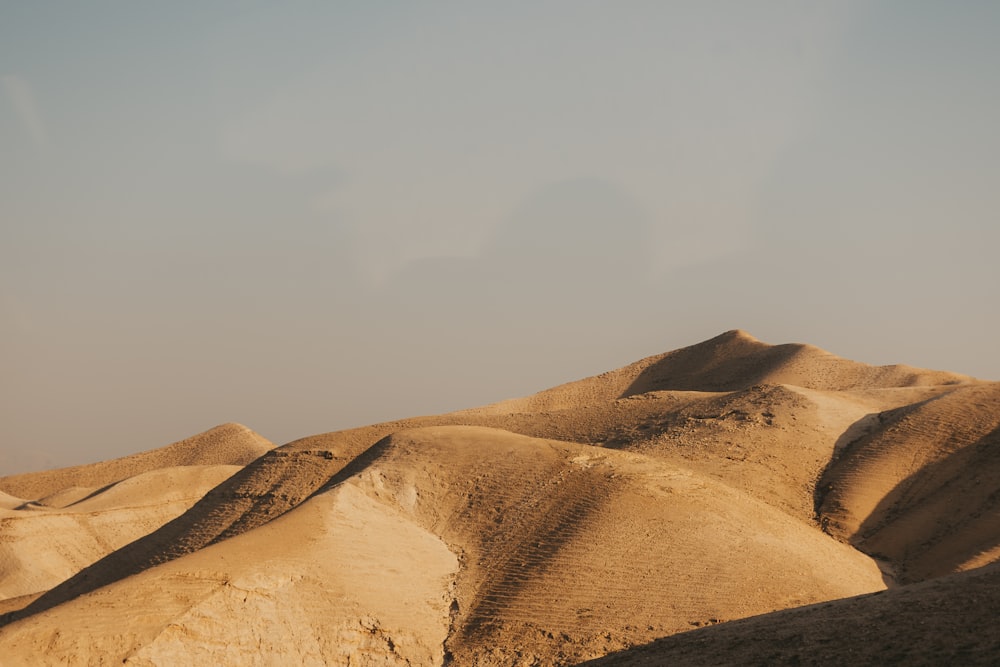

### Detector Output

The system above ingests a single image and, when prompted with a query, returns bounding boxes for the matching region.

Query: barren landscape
[2,330,999,665]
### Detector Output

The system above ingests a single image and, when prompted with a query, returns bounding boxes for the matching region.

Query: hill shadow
[619,331,802,396]
[573,562,1000,666]
[851,422,1000,585]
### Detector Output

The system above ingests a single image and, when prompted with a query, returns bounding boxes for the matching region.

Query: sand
[579,562,1000,666]
[0,330,996,665]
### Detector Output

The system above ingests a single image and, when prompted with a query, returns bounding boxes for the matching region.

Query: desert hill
[580,561,1000,666]
[819,381,1000,583]
[0,426,885,665]
[480,329,972,413]
[0,331,997,665]
[0,465,242,606]
[0,424,273,616]
[0,422,273,500]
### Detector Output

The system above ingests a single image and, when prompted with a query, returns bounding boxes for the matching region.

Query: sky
[2,1,998,473]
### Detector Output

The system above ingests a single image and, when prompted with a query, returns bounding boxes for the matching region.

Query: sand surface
[1,330,997,664]
[580,562,1000,666]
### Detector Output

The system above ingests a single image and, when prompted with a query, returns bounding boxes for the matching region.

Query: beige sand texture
[0,475,458,666]
[579,562,1000,667]
[818,382,1000,583]
[0,491,23,511]
[0,331,997,665]
[0,424,273,615]
[0,465,242,603]
[0,426,883,665]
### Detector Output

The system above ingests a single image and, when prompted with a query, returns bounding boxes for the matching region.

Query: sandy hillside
[0,425,273,614]
[579,562,1000,666]
[0,427,883,665]
[0,465,243,606]
[0,422,273,500]
[0,330,997,665]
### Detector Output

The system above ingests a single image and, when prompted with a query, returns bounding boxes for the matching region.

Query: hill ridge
[0,423,274,501]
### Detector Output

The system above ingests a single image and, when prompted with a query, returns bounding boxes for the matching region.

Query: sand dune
[0,331,995,664]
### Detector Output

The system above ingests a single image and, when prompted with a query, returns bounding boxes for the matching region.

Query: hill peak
[0,423,273,501]
[712,329,761,343]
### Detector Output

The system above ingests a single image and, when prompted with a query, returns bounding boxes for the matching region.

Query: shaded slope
[819,382,1000,583]
[0,423,273,501]
[579,562,1000,667]
[621,329,972,395]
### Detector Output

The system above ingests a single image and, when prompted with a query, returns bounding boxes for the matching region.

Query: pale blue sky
[2,1,998,472]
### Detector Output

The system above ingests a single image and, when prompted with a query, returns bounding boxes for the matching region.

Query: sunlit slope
[286,386,963,529]
[0,470,458,666]
[0,424,275,617]
[818,382,1000,583]
[580,562,1000,667]
[0,465,241,603]
[4,447,345,622]
[365,427,884,664]
[0,491,22,510]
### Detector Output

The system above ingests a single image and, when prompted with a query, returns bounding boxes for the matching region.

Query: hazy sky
[2,1,998,473]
